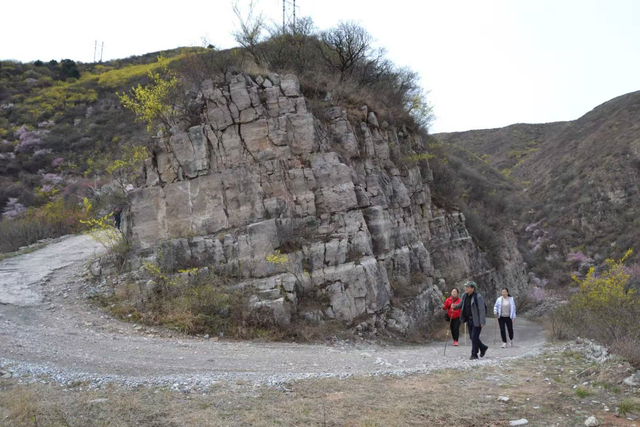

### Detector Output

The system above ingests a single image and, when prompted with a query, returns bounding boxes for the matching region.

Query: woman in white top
[493,287,516,348]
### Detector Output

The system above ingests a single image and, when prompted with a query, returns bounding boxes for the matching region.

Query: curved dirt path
[0,236,546,390]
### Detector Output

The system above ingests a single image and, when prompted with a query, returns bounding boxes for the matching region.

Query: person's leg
[451,318,460,342]
[498,317,507,343]
[477,325,488,356]
[470,324,480,358]
[506,318,514,341]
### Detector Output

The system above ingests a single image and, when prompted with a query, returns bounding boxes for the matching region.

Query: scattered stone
[498,396,510,403]
[623,372,640,387]
[509,419,529,426]
[584,415,600,426]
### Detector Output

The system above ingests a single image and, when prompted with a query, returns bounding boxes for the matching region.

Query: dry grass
[1,348,638,426]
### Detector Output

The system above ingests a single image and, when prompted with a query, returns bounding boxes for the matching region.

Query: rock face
[122,72,528,333]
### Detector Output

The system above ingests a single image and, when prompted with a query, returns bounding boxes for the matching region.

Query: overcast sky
[2,0,639,133]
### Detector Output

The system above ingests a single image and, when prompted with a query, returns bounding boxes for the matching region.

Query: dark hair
[501,287,511,297]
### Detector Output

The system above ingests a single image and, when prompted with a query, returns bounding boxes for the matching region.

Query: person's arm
[451,295,463,310]
[443,298,451,311]
[493,297,500,315]
[478,294,486,326]
[511,297,516,320]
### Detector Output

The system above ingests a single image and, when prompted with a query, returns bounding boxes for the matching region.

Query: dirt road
[0,235,546,390]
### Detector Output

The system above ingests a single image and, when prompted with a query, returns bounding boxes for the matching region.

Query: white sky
[2,0,639,133]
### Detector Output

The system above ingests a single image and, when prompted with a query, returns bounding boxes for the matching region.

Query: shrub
[575,386,593,398]
[0,197,87,253]
[59,59,80,80]
[118,56,179,133]
[105,265,333,341]
[550,249,640,366]
[228,9,433,133]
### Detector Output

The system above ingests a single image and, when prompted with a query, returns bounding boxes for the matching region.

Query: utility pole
[100,42,104,62]
[93,40,97,62]
[293,0,296,29]
[282,0,286,33]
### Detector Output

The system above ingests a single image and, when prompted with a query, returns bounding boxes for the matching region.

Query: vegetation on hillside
[0,9,438,256]
[435,92,640,288]
[550,249,640,367]
[0,50,191,252]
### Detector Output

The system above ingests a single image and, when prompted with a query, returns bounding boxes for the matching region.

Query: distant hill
[435,91,640,284]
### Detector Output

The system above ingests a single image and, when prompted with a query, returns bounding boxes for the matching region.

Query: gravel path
[0,235,546,391]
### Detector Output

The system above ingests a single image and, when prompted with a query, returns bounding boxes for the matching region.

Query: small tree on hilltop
[319,21,374,82]
[232,0,266,66]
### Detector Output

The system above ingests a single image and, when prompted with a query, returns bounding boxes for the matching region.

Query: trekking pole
[443,314,453,356]
[464,322,467,346]
[493,317,498,346]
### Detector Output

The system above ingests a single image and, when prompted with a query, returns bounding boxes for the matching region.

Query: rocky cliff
[119,72,528,333]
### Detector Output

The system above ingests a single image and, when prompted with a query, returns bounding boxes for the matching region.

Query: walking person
[442,288,462,346]
[493,287,516,348]
[113,207,122,230]
[452,281,488,360]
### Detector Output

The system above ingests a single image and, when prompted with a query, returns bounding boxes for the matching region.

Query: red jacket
[443,296,462,319]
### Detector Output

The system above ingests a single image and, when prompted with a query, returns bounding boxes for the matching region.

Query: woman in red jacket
[443,288,462,346]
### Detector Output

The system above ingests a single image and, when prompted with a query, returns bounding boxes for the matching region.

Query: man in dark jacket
[113,207,122,229]
[452,281,488,360]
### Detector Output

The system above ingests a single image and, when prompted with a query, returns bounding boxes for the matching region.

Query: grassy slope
[0,48,190,214]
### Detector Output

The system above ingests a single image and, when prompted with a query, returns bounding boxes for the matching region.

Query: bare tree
[318,21,374,81]
[356,48,392,87]
[232,0,266,65]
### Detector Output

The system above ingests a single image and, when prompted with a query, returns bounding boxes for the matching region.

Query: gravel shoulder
[0,235,546,390]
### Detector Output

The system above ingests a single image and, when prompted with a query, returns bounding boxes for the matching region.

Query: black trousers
[450,318,460,341]
[498,317,514,343]
[468,322,487,357]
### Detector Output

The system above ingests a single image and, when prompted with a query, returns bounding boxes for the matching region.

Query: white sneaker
[501,343,507,348]
[509,341,514,347]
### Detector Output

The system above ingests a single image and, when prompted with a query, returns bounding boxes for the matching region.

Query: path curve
[0,236,546,390]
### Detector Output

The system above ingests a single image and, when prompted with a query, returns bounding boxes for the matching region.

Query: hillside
[0,48,195,252]
[435,121,570,176]
[435,91,640,285]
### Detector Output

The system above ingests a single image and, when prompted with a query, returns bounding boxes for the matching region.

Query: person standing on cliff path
[493,287,516,348]
[113,207,122,230]
[442,288,462,346]
[452,281,488,360]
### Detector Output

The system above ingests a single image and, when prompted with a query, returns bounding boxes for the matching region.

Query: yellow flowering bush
[106,145,148,193]
[79,198,124,253]
[572,249,636,310]
[266,250,289,265]
[266,250,309,292]
[553,249,640,350]
[118,56,179,133]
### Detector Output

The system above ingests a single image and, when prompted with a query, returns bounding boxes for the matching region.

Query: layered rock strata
[120,72,528,333]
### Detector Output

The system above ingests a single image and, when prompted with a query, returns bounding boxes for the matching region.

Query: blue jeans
[468,322,487,357]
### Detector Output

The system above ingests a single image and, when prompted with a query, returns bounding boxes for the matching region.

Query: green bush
[550,250,640,367]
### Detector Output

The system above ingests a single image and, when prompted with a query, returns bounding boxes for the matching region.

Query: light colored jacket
[493,296,516,319]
